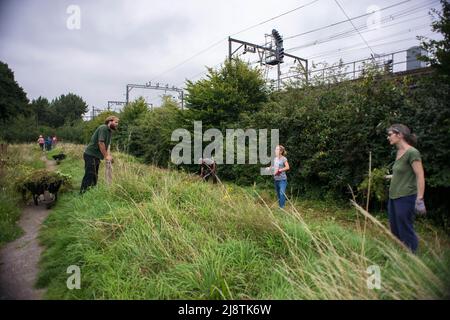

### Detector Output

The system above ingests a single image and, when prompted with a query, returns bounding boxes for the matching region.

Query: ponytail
[387,124,417,147]
[277,145,287,156]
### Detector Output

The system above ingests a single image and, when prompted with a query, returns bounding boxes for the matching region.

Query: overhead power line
[174,0,437,87]
[286,12,432,53]
[149,0,321,82]
[334,0,376,57]
[284,0,412,40]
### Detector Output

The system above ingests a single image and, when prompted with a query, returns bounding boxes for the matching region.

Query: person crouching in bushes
[199,157,217,184]
[386,124,426,253]
[267,145,290,209]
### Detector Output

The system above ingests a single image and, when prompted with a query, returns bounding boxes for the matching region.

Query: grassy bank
[36,143,450,299]
[0,144,45,246]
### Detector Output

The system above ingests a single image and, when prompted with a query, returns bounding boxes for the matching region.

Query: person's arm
[411,160,425,200]
[98,141,112,161]
[279,159,290,172]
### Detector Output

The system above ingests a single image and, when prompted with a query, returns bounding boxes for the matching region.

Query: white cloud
[0,0,442,109]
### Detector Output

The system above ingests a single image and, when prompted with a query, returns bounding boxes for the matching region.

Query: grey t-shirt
[274,156,287,181]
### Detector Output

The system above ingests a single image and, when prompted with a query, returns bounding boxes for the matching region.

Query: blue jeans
[388,194,418,253]
[274,179,288,208]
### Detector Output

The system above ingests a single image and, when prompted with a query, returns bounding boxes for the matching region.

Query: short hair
[105,116,119,125]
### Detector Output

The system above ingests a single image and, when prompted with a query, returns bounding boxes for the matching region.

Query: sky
[0,0,443,115]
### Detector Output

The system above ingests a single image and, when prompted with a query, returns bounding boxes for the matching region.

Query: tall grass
[36,143,450,299]
[0,144,45,245]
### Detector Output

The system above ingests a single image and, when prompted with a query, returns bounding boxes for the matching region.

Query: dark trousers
[388,194,418,253]
[80,153,100,194]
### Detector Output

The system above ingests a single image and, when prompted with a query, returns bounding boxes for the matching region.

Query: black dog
[52,153,66,164]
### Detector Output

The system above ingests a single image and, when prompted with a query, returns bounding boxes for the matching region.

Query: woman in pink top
[37,135,45,151]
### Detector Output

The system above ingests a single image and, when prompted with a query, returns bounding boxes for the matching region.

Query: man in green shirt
[80,116,119,194]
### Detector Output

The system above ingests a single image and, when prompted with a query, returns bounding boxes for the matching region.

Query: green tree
[120,97,149,124]
[0,61,29,121]
[419,0,450,79]
[115,97,150,153]
[132,96,183,165]
[49,93,89,127]
[185,59,268,129]
[29,96,51,126]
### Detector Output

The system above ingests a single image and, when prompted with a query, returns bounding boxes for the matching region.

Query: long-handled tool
[105,145,112,185]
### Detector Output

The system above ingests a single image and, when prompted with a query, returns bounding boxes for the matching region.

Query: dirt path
[0,156,56,300]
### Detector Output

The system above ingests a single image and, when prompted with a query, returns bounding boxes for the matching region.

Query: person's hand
[384,174,393,179]
[415,198,426,215]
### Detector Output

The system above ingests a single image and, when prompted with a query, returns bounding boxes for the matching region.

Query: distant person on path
[80,116,119,194]
[37,135,45,151]
[386,124,426,253]
[267,145,290,209]
[52,135,58,146]
[45,136,52,151]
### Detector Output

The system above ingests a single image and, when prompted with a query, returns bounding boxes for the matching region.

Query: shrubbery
[109,59,449,232]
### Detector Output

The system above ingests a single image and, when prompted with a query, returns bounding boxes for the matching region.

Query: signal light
[272,29,283,47]
[277,47,285,63]
[271,29,284,64]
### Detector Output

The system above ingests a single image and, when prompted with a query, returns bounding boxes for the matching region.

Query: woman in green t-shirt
[386,124,426,253]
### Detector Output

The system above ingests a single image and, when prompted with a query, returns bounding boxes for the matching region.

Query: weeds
[33,143,450,299]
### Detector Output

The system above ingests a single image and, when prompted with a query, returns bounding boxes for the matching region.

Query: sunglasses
[387,130,400,137]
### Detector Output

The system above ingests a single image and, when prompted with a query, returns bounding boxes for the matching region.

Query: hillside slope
[36,143,450,299]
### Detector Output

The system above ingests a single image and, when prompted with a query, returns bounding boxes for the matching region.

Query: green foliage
[0,144,44,245]
[36,143,450,299]
[185,59,268,129]
[47,93,89,127]
[15,168,72,198]
[419,0,450,79]
[132,96,183,165]
[0,60,89,142]
[0,61,29,122]
[120,96,149,124]
[29,97,51,126]
[114,97,150,154]
[16,169,72,187]
[358,167,390,204]
[54,120,86,144]
[87,61,448,230]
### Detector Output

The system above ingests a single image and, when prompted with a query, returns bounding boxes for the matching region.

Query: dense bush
[249,70,449,229]
[114,60,449,231]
